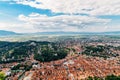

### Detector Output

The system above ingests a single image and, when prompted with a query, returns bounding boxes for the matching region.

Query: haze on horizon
[0,0,120,33]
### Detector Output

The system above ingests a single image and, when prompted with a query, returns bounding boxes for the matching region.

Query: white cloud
[18,13,110,32]
[15,0,119,32]
[1,0,120,33]
[15,0,120,15]
[0,21,40,33]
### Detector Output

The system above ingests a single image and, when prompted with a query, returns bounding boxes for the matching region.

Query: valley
[0,35,120,80]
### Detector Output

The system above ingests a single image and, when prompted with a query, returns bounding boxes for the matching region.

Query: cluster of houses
[0,38,120,80]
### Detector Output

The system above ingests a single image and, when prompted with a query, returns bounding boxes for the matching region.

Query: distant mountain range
[0,30,120,36]
[33,31,120,35]
[0,30,18,36]
[102,31,120,34]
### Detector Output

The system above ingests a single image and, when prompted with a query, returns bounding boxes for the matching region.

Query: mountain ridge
[0,30,18,36]
[0,30,120,36]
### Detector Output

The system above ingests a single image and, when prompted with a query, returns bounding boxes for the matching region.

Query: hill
[0,30,18,36]
[34,31,120,35]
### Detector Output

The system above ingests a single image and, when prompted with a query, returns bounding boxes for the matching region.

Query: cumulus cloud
[0,21,40,33]
[15,0,120,15]
[1,0,119,33]
[18,13,110,32]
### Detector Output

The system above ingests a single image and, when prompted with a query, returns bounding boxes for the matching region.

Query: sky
[0,0,120,33]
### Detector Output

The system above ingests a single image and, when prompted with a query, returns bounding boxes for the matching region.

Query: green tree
[0,72,5,80]
[105,74,120,80]
[34,54,44,62]
[87,76,93,80]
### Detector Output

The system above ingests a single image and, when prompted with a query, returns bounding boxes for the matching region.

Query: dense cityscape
[0,35,120,80]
